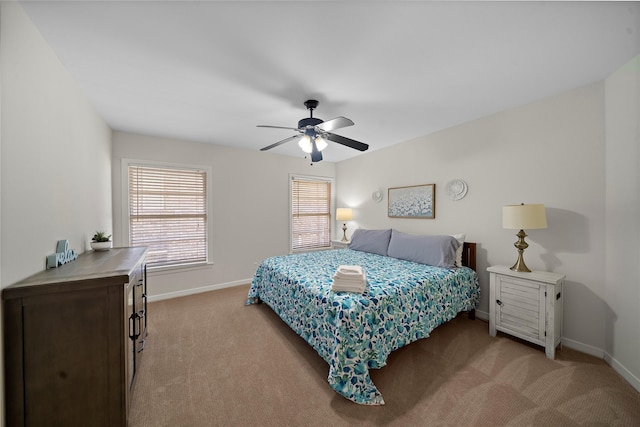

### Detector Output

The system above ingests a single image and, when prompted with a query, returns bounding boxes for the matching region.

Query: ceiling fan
[258,100,369,163]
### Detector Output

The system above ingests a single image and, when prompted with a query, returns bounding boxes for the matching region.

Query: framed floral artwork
[388,184,435,219]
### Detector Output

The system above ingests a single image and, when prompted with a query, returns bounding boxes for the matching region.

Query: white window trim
[289,173,335,253]
[121,158,214,270]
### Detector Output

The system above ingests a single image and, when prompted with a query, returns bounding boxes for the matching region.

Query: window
[290,175,333,252]
[128,164,208,267]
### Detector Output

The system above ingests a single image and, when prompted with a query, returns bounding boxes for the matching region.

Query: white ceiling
[19,1,640,162]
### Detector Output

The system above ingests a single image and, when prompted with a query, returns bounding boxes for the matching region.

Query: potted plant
[90,231,112,251]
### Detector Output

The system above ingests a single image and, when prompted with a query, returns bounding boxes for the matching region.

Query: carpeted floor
[128,285,640,426]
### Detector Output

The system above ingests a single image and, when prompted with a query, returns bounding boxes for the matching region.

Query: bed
[246,229,479,405]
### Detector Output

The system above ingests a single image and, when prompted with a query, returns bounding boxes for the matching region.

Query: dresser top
[3,247,148,296]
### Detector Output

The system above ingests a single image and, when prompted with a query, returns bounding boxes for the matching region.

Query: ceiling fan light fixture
[315,136,328,151]
[298,135,313,153]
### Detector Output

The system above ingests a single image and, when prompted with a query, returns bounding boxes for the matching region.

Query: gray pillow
[348,229,392,256]
[387,230,460,268]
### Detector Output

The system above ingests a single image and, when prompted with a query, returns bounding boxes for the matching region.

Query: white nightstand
[487,265,565,359]
[331,240,350,249]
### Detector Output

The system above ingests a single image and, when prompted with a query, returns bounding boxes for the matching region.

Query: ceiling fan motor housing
[298,117,323,130]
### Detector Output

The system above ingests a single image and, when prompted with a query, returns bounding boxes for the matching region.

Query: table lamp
[336,208,353,242]
[502,203,547,272]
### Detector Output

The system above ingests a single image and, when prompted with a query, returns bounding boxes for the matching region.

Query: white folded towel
[336,265,363,276]
[333,274,365,283]
[332,266,366,293]
[331,284,366,294]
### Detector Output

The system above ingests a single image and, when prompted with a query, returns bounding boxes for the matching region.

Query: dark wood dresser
[2,247,148,427]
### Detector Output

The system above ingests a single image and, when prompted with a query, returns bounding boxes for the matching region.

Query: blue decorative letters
[46,240,78,269]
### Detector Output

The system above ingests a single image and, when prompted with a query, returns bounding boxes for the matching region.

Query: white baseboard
[474,309,489,322]
[147,279,251,302]
[561,338,640,393]
[604,352,640,393]
[561,337,605,358]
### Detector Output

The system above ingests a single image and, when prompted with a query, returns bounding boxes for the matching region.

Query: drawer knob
[496,299,503,306]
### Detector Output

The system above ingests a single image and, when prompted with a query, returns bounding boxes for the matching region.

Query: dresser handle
[496,299,503,306]
[129,312,140,340]
[128,314,136,340]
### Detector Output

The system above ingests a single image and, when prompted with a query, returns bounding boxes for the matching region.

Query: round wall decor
[445,179,468,201]
[372,190,383,203]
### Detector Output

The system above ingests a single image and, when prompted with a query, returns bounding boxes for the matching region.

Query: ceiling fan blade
[260,135,300,151]
[316,116,354,132]
[257,125,301,132]
[325,133,369,152]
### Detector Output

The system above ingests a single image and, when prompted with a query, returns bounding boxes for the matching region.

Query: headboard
[461,242,477,272]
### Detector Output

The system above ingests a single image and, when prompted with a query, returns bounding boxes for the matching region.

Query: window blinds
[291,177,331,251]
[129,165,207,267]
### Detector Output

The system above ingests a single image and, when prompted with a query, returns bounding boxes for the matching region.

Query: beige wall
[111,131,335,298]
[604,55,640,387]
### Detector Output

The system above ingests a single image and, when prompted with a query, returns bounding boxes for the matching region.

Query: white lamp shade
[503,204,547,229]
[298,135,312,153]
[336,208,353,221]
[315,136,328,151]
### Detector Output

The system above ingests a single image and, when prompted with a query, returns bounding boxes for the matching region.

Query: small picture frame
[388,184,436,219]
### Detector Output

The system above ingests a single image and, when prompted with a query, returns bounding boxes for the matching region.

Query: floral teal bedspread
[245,249,479,405]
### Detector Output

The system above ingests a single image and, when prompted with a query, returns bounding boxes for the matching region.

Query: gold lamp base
[341,223,349,242]
[510,229,532,272]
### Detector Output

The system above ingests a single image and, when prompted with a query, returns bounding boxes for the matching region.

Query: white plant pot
[90,241,112,251]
